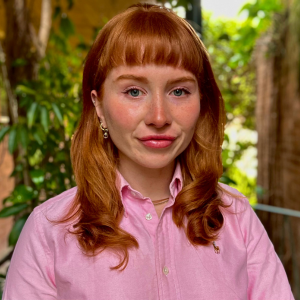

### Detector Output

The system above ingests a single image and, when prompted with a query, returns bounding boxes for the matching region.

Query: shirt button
[163,266,169,276]
[145,213,152,220]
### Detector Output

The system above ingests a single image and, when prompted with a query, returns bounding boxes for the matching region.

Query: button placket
[155,214,179,300]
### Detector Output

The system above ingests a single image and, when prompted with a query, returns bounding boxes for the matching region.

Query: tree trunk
[2,0,52,186]
[255,6,300,298]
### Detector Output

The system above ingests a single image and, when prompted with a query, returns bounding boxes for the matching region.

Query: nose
[144,92,172,128]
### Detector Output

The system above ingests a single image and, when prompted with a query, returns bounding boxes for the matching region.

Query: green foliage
[202,14,253,130]
[2,185,37,205]
[237,0,283,62]
[201,0,283,196]
[0,126,10,142]
[202,13,257,193]
[226,166,257,204]
[8,126,18,153]
[8,214,29,246]
[0,203,29,218]
[156,0,192,10]
[0,12,84,263]
[290,0,300,89]
[60,14,75,37]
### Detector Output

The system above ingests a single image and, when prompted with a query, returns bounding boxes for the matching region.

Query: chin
[135,158,176,170]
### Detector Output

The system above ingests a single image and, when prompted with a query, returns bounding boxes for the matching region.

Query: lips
[138,135,176,148]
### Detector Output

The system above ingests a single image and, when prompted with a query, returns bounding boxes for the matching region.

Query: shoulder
[24,187,79,251]
[217,182,250,214]
[217,183,264,245]
[217,185,293,298]
[33,186,78,221]
[217,183,259,241]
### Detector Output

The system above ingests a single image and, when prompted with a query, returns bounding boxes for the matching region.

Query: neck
[118,158,175,201]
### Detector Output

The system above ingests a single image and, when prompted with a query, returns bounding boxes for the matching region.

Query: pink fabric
[3,164,294,300]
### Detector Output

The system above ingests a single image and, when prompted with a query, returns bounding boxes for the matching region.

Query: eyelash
[171,88,190,96]
[123,87,145,97]
[123,87,191,97]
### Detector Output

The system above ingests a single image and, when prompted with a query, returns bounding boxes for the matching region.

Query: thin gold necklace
[152,197,169,206]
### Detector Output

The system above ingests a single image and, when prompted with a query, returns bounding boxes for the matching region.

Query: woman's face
[92,64,200,171]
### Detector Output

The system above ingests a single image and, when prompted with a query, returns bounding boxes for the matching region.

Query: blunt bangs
[97,6,205,81]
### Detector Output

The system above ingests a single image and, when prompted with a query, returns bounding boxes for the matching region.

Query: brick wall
[0,135,14,269]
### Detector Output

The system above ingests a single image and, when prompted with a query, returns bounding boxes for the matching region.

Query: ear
[91,90,107,127]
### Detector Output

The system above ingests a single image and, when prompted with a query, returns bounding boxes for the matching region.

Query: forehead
[106,64,197,83]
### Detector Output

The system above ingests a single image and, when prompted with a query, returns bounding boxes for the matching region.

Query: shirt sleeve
[2,209,57,300]
[238,199,294,300]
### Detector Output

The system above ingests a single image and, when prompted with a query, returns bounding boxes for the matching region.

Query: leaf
[10,164,23,178]
[60,14,75,37]
[175,0,191,10]
[8,127,18,153]
[40,106,49,133]
[18,126,29,148]
[13,185,35,203]
[53,6,61,20]
[16,85,36,96]
[218,33,230,41]
[30,169,44,185]
[0,126,10,143]
[2,196,11,205]
[27,102,38,127]
[51,103,63,124]
[33,124,47,146]
[67,0,74,10]
[224,133,230,143]
[33,132,43,145]
[219,174,237,185]
[29,148,43,166]
[0,203,29,218]
[76,42,89,51]
[9,214,29,246]
[56,151,66,161]
[11,58,27,67]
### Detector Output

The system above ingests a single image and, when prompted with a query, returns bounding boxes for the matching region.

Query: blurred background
[0,0,299,298]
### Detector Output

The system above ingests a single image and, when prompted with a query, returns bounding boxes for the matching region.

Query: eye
[171,88,189,97]
[126,88,143,97]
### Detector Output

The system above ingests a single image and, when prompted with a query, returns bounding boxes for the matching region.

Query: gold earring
[213,241,220,254]
[100,122,109,139]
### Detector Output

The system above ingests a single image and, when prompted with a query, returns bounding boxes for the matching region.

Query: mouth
[138,135,176,148]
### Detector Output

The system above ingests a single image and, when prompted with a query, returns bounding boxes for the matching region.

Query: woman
[3,3,293,300]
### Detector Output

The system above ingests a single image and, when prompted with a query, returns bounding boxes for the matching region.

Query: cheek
[104,101,139,132]
[177,101,200,131]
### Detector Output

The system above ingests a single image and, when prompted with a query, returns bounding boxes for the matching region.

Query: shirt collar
[116,162,183,218]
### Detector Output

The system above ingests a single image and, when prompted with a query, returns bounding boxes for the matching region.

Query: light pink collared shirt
[3,164,294,300]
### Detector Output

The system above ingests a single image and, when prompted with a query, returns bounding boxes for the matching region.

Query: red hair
[61,3,227,270]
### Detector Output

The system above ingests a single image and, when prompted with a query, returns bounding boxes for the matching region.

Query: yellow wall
[0,0,5,39]
[0,0,152,42]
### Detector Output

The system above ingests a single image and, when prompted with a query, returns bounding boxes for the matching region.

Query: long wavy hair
[61,3,227,270]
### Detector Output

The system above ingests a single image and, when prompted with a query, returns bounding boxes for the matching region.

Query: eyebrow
[166,76,197,85]
[115,74,196,85]
[115,74,149,83]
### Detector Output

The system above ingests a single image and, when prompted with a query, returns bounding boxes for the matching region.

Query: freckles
[106,102,134,127]
[177,103,200,127]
